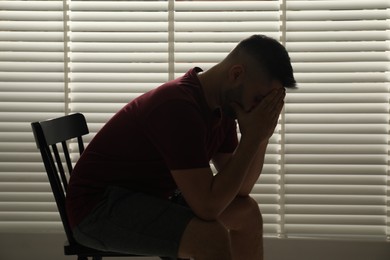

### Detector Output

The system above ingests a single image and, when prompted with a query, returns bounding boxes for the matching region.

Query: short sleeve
[143,101,210,170]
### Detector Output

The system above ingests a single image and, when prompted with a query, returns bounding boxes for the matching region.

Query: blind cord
[62,0,71,115]
[278,0,287,239]
[168,0,175,81]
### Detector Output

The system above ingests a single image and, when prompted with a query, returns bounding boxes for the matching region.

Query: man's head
[230,34,296,89]
[219,34,296,117]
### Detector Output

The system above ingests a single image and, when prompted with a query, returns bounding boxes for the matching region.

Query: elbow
[195,208,221,221]
[193,202,222,221]
[237,189,251,197]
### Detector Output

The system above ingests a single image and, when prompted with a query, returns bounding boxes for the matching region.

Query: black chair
[31,113,174,260]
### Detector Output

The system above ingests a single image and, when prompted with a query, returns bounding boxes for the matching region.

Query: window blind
[283,0,390,239]
[69,1,170,136]
[0,0,65,232]
[0,0,389,241]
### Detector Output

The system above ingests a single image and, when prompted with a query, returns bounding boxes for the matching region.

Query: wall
[0,233,389,260]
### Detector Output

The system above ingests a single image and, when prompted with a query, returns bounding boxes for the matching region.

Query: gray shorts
[72,186,195,258]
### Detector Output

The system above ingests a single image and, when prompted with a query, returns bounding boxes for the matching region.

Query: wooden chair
[31,113,172,260]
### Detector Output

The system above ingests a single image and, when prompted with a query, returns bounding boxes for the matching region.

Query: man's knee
[242,195,262,219]
[219,195,262,231]
[178,218,232,259]
[240,196,263,228]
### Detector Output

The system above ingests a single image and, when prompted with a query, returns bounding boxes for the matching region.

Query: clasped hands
[231,88,286,145]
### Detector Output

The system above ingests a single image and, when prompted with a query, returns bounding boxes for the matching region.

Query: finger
[270,105,283,130]
[267,97,284,123]
[260,89,285,112]
[274,95,285,115]
[252,89,277,112]
[274,88,286,103]
[273,101,284,119]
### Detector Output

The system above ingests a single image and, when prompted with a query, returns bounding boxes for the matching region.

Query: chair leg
[92,256,102,260]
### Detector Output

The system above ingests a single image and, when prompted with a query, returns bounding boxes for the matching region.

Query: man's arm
[238,139,268,196]
[171,89,285,221]
[171,134,259,221]
[212,139,268,197]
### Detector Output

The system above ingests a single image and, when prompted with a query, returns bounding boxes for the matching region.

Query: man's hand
[231,87,285,144]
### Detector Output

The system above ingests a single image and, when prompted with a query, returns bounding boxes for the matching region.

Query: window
[0,0,389,240]
[282,0,390,239]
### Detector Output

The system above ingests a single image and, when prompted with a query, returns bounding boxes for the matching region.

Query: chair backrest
[31,113,89,244]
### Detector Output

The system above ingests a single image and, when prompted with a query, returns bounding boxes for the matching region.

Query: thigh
[73,186,195,258]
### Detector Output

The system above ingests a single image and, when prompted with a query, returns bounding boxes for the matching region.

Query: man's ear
[228,64,245,84]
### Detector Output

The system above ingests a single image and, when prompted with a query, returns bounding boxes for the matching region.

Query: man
[66,34,296,260]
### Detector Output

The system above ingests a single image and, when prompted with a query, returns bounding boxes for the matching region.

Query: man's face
[221,72,283,118]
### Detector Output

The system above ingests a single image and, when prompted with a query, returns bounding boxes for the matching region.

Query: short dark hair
[235,34,296,88]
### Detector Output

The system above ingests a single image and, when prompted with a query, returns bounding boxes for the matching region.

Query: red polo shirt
[66,67,238,229]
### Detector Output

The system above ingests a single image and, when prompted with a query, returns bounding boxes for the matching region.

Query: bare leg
[219,195,263,260]
[177,217,232,260]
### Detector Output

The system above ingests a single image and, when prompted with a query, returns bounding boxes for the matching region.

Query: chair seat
[64,241,180,259]
[64,241,140,257]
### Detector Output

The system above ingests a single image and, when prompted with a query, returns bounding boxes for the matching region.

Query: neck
[197,65,224,112]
